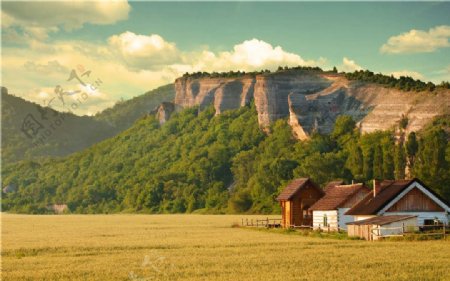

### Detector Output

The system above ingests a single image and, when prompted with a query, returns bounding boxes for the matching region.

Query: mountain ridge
[1,84,175,164]
[171,69,450,140]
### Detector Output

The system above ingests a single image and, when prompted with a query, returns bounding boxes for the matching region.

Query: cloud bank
[2,30,327,115]
[380,25,450,54]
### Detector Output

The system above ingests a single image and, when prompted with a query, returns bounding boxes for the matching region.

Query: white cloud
[389,70,424,80]
[108,32,180,70]
[2,0,130,41]
[189,39,319,72]
[2,1,130,30]
[340,57,362,72]
[24,60,69,74]
[380,25,450,54]
[2,33,326,115]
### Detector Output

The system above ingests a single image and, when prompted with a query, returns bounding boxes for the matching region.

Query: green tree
[332,115,356,141]
[345,143,363,180]
[394,144,406,179]
[414,129,449,200]
[373,145,383,180]
[381,136,395,179]
[406,132,419,170]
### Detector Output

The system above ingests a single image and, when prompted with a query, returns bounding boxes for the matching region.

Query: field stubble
[1,214,449,281]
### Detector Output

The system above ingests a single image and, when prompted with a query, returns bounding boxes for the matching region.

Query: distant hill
[94,84,175,131]
[1,84,175,164]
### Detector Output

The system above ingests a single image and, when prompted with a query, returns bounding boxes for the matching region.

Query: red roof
[323,180,344,192]
[346,215,417,226]
[309,183,369,210]
[345,179,416,215]
[276,178,321,201]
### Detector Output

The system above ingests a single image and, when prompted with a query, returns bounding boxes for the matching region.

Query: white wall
[383,212,448,225]
[337,208,355,230]
[372,217,418,240]
[313,210,338,230]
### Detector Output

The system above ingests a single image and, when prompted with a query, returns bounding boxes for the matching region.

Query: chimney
[373,179,380,197]
[351,180,354,185]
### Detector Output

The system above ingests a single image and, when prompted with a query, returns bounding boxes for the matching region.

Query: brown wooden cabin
[277,178,324,228]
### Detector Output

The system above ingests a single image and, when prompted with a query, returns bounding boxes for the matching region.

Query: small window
[323,214,328,227]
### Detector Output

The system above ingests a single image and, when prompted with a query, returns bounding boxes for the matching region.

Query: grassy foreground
[1,214,449,281]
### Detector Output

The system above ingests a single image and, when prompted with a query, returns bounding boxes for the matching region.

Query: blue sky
[2,1,450,115]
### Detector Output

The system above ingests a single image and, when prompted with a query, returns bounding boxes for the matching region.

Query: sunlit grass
[2,214,449,281]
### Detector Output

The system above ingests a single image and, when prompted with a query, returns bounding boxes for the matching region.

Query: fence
[240,218,315,229]
[241,218,282,228]
[371,224,447,239]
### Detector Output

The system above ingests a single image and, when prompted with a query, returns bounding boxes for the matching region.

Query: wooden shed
[347,215,417,240]
[276,178,324,228]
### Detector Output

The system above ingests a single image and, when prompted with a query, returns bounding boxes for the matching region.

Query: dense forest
[2,103,449,214]
[345,70,450,92]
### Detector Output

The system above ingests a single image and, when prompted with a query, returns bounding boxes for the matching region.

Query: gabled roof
[345,178,450,216]
[276,178,322,201]
[346,215,416,226]
[309,183,368,210]
[323,180,344,192]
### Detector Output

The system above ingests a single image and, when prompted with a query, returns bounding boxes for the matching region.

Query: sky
[2,1,450,115]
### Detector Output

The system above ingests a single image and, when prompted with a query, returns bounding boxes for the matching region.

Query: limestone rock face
[156,102,175,125]
[173,72,450,139]
[174,76,255,113]
[253,73,331,130]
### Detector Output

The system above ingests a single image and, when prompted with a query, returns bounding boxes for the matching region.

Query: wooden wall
[387,188,444,212]
[347,224,373,241]
[280,182,323,227]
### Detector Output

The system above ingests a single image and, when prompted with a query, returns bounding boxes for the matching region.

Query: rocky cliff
[173,72,449,139]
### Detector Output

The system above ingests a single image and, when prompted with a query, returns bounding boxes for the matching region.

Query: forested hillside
[94,84,175,130]
[1,87,115,164]
[2,103,448,214]
[1,85,174,164]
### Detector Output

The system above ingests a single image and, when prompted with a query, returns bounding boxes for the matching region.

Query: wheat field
[1,214,449,281]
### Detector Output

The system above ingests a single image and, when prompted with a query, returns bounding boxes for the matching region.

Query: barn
[345,179,450,240]
[345,179,450,226]
[347,215,417,241]
[276,178,324,228]
[310,183,370,231]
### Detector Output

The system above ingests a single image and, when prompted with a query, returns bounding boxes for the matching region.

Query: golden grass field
[1,214,450,281]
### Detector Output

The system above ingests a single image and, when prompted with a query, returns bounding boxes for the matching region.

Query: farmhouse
[345,179,450,240]
[277,178,324,228]
[310,183,370,231]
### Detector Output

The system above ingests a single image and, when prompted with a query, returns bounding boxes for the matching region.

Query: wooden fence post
[444,224,446,240]
[402,223,405,233]
[241,218,243,226]
[267,217,269,227]
[246,218,248,226]
[251,219,253,226]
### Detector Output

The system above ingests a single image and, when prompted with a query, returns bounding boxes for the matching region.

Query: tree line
[2,105,449,214]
